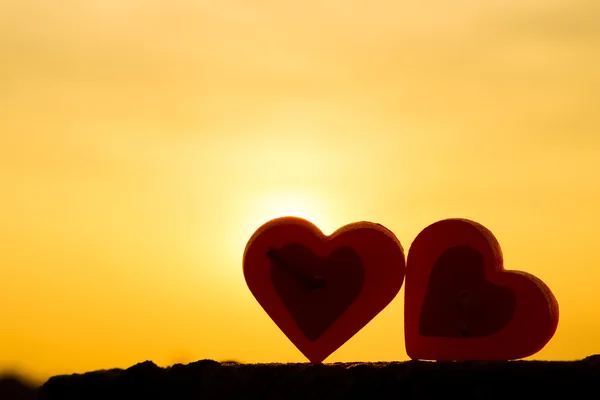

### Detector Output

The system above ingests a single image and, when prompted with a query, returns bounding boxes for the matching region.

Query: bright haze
[1,0,599,383]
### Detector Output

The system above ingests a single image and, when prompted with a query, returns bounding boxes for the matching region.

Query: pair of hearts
[243,217,559,363]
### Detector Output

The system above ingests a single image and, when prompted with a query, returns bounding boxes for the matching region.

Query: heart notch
[405,218,559,361]
[244,217,406,363]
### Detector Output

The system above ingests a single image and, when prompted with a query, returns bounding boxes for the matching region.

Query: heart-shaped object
[244,217,405,363]
[405,218,559,361]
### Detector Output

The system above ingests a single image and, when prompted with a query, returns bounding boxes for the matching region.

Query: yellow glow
[248,190,330,232]
[1,0,600,383]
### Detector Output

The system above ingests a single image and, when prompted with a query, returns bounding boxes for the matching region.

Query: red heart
[405,218,559,361]
[268,243,365,341]
[244,217,405,363]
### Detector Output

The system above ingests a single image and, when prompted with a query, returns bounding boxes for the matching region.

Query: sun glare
[251,190,331,232]
[231,190,334,258]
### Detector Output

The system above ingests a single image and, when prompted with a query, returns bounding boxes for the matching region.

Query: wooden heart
[244,217,405,363]
[405,218,559,361]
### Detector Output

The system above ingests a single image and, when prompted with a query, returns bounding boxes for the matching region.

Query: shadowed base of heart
[35,356,600,399]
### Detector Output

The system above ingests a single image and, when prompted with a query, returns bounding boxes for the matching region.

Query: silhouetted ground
[0,374,37,400]
[34,355,600,400]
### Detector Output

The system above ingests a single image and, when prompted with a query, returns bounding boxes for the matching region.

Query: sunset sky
[1,0,599,382]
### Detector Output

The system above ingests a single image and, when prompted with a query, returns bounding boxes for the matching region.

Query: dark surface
[0,374,37,400]
[34,355,600,399]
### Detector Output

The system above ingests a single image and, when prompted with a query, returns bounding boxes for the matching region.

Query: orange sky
[1,0,600,383]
